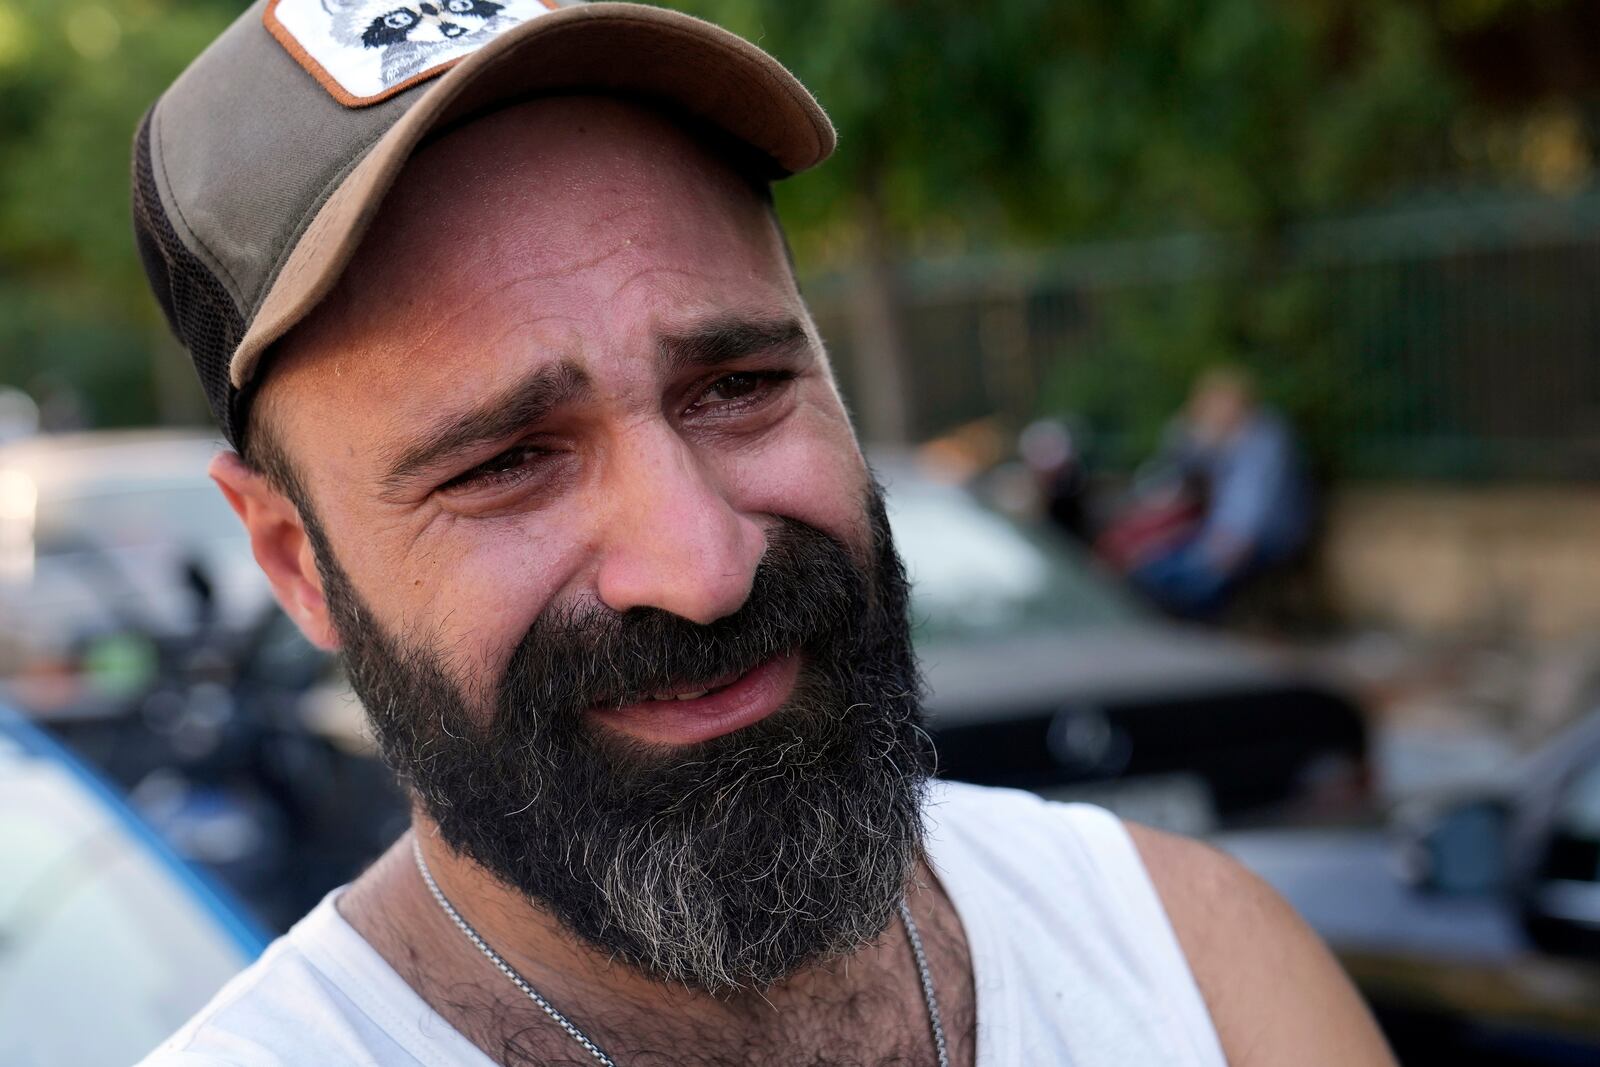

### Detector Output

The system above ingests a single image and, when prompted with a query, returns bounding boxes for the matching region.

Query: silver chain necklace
[412,839,950,1067]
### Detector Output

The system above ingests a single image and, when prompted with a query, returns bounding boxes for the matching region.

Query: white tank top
[140,781,1225,1066]
[925,781,1226,1065]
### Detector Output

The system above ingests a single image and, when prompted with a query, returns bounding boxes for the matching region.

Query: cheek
[342,517,581,692]
[714,390,870,554]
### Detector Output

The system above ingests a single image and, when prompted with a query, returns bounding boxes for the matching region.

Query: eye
[445,0,473,13]
[684,370,796,417]
[383,9,416,28]
[438,443,555,495]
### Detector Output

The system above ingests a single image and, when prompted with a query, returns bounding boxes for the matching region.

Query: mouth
[587,652,803,746]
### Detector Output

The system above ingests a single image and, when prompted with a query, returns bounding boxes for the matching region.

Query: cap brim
[231,2,832,389]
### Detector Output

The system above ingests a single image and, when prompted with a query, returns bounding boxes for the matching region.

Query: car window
[1554,761,1600,840]
[0,732,254,1066]
[34,484,243,555]
[883,471,1142,642]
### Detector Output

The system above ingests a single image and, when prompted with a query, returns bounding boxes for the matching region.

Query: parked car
[0,702,264,1066]
[1218,710,1600,1065]
[41,599,410,933]
[0,430,270,709]
[0,432,402,931]
[878,455,1369,833]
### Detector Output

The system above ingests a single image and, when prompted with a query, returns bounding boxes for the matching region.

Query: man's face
[245,97,932,991]
[266,97,869,705]
[1189,378,1253,447]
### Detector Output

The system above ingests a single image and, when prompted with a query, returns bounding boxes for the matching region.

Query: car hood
[918,623,1301,724]
[1216,826,1528,963]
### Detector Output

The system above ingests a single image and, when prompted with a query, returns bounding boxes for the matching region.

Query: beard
[310,484,934,993]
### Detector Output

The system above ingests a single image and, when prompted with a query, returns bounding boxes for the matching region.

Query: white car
[0,431,269,700]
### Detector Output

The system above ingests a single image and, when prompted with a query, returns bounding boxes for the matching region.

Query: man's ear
[209,451,341,651]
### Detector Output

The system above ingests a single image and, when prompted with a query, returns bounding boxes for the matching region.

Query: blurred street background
[5,1,1600,1064]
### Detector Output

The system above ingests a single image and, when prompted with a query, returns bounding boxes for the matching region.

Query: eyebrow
[658,314,810,373]
[378,315,810,493]
[380,360,590,491]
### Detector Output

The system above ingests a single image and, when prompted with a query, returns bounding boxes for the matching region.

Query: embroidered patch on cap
[265,0,558,107]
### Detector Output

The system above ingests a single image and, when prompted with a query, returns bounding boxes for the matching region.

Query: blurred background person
[1104,366,1315,620]
[1018,416,1093,542]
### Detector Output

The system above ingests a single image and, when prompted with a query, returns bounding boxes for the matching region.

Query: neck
[345,817,916,1021]
[339,817,975,1065]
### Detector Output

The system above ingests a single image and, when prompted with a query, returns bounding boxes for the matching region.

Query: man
[1127,366,1316,619]
[132,3,1394,1064]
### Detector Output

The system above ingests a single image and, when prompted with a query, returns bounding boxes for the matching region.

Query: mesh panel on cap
[132,109,248,447]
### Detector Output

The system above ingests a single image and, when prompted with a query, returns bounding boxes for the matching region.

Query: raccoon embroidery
[324,0,514,88]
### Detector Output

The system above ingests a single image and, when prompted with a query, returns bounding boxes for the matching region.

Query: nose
[593,429,766,625]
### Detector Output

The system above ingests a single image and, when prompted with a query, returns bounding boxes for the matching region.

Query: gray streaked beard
[309,485,934,993]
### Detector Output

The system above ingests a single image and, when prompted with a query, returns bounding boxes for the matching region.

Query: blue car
[0,704,265,1066]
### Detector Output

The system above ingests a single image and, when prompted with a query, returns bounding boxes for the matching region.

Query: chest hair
[412,903,976,1067]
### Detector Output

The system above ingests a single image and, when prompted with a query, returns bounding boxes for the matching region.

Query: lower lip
[588,653,802,746]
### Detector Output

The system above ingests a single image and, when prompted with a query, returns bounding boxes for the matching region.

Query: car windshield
[33,483,243,556]
[0,729,255,1065]
[883,468,1142,643]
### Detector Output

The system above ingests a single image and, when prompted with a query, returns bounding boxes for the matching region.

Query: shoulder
[135,927,337,1062]
[928,783,1211,987]
[134,936,310,1067]
[139,1054,251,1067]
[1125,824,1396,1067]
[1247,410,1296,449]
[135,893,409,1067]
[924,781,1124,875]
[927,784,1393,1066]
[926,777,1091,825]
[925,780,1138,876]
[926,782,1185,957]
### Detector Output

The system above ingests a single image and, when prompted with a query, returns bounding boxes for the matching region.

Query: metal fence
[807,190,1600,481]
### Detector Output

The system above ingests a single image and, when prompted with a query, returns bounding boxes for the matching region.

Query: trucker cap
[132,0,834,448]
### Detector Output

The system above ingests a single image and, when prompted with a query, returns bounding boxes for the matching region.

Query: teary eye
[701,372,781,403]
[437,443,559,497]
[681,370,798,423]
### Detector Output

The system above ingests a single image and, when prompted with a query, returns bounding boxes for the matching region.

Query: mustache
[491,516,870,721]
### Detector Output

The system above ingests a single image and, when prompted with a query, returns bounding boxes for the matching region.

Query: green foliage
[0,0,1583,446]
[671,0,1460,255]
[0,0,233,423]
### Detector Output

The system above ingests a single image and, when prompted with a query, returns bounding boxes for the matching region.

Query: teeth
[650,689,710,702]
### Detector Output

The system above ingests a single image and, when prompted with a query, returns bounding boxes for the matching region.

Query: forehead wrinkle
[370,255,625,365]
[584,199,647,228]
[605,263,785,312]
